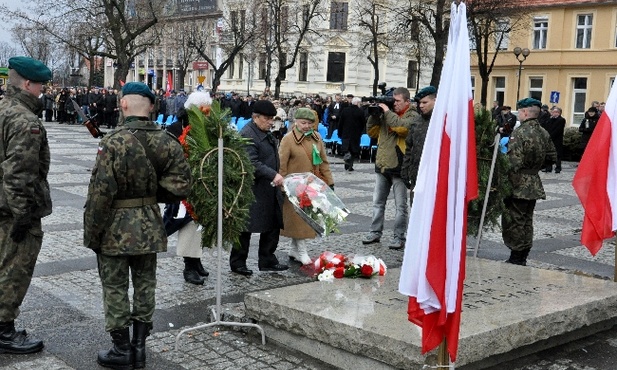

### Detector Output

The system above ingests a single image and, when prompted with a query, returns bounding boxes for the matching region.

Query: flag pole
[473,132,500,257]
[614,238,616,282]
[437,338,449,367]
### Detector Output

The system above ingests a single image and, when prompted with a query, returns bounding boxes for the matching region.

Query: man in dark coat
[541,106,566,173]
[231,100,288,276]
[338,97,366,171]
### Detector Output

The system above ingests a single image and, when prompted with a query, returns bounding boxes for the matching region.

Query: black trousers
[230,230,280,269]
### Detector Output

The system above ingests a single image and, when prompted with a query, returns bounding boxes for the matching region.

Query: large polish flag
[398,1,478,362]
[572,78,617,255]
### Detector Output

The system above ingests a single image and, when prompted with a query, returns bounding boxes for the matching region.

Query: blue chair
[236,118,249,131]
[323,129,341,155]
[359,134,371,162]
[164,115,175,125]
[317,123,327,139]
[155,114,164,125]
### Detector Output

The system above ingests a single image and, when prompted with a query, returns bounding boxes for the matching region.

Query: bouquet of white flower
[283,172,349,236]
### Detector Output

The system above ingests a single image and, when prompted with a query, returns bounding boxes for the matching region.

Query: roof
[518,0,617,6]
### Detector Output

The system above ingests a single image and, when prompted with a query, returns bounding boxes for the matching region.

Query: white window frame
[494,76,506,106]
[576,14,593,49]
[572,77,588,124]
[533,17,548,50]
[529,77,543,101]
[495,19,510,50]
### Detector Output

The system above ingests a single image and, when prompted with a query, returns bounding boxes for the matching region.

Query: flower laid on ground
[283,173,349,236]
[314,251,387,281]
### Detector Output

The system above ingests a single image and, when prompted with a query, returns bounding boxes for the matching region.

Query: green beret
[516,98,542,109]
[122,82,155,103]
[8,56,52,83]
[414,86,437,101]
[294,107,316,121]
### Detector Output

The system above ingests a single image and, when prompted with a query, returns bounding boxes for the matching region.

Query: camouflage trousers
[0,218,43,322]
[97,253,157,332]
[502,197,537,252]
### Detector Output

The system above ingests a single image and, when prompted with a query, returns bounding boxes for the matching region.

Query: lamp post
[513,47,530,103]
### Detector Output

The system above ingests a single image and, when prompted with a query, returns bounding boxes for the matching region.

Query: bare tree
[398,0,450,88]
[268,0,323,99]
[0,42,18,67]
[163,19,206,91]
[3,0,165,89]
[467,0,530,106]
[189,3,260,93]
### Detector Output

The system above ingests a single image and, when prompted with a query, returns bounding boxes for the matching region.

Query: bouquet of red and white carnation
[314,251,387,281]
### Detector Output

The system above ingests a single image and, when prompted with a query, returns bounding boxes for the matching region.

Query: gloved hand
[10,218,32,243]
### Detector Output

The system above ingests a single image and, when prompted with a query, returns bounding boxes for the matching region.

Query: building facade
[471,0,617,126]
[106,0,432,98]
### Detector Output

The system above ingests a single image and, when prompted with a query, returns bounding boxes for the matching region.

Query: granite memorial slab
[245,258,617,369]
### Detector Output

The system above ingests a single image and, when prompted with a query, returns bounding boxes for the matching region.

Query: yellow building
[471,0,617,126]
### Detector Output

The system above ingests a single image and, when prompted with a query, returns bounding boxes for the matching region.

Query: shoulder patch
[30,124,41,134]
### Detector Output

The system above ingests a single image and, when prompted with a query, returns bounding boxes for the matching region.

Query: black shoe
[259,263,289,272]
[362,234,381,245]
[196,260,209,277]
[555,169,561,174]
[231,266,253,276]
[388,240,405,250]
[183,269,205,285]
[0,326,44,354]
[98,328,133,369]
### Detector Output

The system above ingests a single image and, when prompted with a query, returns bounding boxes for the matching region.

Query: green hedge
[563,126,582,162]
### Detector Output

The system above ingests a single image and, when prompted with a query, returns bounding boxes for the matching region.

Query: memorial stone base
[245,258,617,369]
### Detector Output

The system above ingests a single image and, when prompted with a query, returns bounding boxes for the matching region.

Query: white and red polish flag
[572,77,617,255]
[398,1,478,362]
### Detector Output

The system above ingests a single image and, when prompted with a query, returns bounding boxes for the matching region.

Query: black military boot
[183,257,205,285]
[0,321,44,354]
[195,259,209,277]
[505,250,527,266]
[131,321,151,369]
[97,327,133,370]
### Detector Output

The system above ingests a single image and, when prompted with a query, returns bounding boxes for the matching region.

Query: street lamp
[513,47,531,103]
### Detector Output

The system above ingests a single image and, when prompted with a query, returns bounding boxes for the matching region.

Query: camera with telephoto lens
[362,82,396,117]
[362,96,395,117]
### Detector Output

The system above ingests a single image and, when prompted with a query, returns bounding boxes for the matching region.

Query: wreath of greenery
[179,101,255,249]
[467,109,512,236]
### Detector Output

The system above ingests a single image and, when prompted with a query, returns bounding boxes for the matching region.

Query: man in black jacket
[231,100,288,276]
[541,106,566,173]
[338,97,366,171]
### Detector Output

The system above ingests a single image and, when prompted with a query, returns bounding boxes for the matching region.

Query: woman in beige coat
[279,108,335,265]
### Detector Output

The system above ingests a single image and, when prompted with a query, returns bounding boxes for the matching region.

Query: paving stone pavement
[0,121,616,370]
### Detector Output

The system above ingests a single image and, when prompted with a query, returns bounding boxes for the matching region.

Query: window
[572,77,587,123]
[301,4,310,26]
[230,10,245,33]
[326,52,345,82]
[495,19,510,50]
[258,53,267,80]
[330,2,348,30]
[238,56,243,79]
[529,77,543,101]
[533,17,548,49]
[494,77,505,106]
[281,6,289,31]
[228,58,235,79]
[298,52,308,82]
[279,53,287,80]
[407,61,418,89]
[471,76,475,100]
[576,14,593,49]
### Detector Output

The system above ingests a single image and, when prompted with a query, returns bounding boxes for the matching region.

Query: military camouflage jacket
[367,106,418,175]
[507,118,557,200]
[0,85,52,222]
[83,117,191,255]
[401,112,430,189]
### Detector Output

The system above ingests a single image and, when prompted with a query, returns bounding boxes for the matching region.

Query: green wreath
[179,101,255,249]
[467,109,512,236]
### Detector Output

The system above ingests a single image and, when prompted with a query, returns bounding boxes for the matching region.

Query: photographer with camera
[362,87,418,250]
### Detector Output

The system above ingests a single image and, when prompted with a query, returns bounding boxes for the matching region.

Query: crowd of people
[0,54,609,369]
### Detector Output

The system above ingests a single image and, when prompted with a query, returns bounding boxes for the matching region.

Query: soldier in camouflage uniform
[401,86,436,209]
[502,98,556,266]
[0,56,52,355]
[84,82,191,369]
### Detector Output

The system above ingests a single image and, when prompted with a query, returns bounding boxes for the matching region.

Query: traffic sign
[550,91,560,104]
